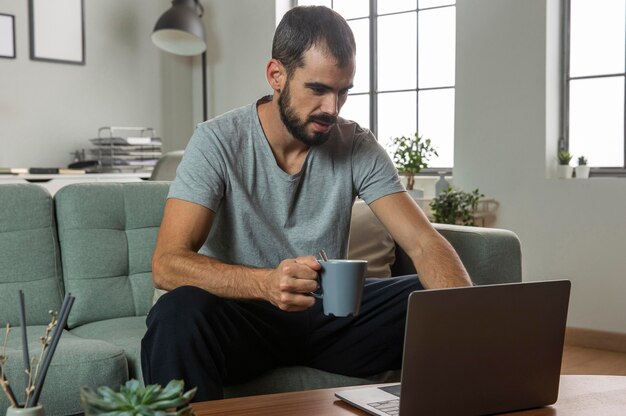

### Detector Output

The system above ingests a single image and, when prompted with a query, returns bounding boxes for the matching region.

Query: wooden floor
[561,345,626,375]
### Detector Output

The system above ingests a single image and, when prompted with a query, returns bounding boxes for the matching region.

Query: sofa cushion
[348,199,396,277]
[0,184,64,325]
[70,316,147,381]
[0,325,127,416]
[54,182,169,328]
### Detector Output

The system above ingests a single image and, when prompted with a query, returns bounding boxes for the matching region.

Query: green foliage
[80,379,197,416]
[389,133,438,190]
[429,187,484,226]
[558,150,573,165]
[578,155,587,166]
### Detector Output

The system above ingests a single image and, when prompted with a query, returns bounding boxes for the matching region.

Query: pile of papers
[87,127,162,172]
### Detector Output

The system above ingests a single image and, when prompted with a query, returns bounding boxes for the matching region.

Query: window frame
[561,0,626,177]
[295,0,456,174]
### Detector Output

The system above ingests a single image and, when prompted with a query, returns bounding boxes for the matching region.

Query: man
[141,5,472,402]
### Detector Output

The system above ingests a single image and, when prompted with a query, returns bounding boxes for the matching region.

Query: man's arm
[152,198,320,311]
[369,192,473,288]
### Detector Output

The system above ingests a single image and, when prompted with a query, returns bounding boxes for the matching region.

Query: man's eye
[311,87,326,95]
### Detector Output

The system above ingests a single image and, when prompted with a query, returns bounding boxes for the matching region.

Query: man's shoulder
[200,102,255,131]
[334,117,373,139]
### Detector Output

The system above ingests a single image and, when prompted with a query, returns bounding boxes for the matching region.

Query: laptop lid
[335,280,571,416]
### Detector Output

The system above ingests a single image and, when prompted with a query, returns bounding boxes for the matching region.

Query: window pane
[419,7,455,88]
[378,13,417,92]
[418,88,455,168]
[378,91,417,146]
[348,19,370,94]
[378,0,417,15]
[570,0,625,77]
[341,94,370,129]
[569,77,624,167]
[334,0,369,19]
[419,0,455,9]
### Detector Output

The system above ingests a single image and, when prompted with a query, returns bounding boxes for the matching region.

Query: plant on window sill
[388,133,438,191]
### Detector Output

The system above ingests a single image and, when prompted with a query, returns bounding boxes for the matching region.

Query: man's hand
[263,256,321,312]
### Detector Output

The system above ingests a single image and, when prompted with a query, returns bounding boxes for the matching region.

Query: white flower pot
[575,166,590,179]
[556,165,573,179]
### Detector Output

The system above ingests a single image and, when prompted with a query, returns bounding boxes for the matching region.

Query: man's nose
[321,94,339,117]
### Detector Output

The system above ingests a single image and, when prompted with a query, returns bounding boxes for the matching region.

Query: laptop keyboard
[368,399,399,416]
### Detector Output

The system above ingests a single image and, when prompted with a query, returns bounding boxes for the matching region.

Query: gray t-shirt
[168,97,404,269]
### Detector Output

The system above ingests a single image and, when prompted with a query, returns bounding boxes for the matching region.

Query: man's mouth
[309,115,337,133]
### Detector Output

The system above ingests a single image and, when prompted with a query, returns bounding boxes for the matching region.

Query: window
[295,0,456,169]
[563,0,626,173]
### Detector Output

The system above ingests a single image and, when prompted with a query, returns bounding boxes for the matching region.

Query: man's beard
[278,82,336,147]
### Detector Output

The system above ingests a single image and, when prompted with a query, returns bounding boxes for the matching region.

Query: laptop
[336,280,571,416]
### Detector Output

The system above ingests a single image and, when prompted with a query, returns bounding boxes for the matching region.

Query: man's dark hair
[272,6,356,77]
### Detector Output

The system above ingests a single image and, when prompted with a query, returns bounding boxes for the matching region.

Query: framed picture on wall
[0,13,16,59]
[29,0,85,64]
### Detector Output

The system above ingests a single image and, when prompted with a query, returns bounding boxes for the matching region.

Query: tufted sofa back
[54,182,168,328]
[0,184,64,325]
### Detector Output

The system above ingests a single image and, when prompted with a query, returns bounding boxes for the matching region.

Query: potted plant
[389,133,438,198]
[80,379,196,416]
[429,187,484,226]
[1,291,75,416]
[575,155,590,179]
[557,150,574,179]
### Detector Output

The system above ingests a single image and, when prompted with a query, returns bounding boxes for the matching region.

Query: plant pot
[575,166,590,179]
[556,165,573,179]
[6,405,45,416]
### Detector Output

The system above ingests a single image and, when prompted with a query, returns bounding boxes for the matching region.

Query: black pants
[141,275,423,401]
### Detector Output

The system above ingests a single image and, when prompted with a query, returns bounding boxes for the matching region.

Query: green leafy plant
[578,156,587,166]
[80,379,196,416]
[389,133,438,190]
[558,150,573,165]
[429,187,484,226]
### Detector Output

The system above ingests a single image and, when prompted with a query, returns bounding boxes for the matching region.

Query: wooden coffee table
[192,375,626,415]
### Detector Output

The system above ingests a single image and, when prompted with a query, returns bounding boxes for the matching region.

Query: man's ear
[266,59,286,93]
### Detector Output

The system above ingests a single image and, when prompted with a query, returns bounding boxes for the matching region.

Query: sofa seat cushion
[0,325,127,416]
[223,366,400,398]
[70,316,147,381]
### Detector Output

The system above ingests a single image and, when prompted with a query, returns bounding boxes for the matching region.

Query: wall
[197,0,276,121]
[0,0,194,167]
[455,0,626,333]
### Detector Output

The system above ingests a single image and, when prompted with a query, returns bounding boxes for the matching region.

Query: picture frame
[29,0,85,65]
[0,13,16,59]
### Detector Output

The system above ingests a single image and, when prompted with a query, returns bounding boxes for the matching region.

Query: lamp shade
[152,0,206,56]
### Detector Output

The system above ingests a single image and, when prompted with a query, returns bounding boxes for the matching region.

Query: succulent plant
[578,155,588,166]
[558,150,573,165]
[80,379,197,416]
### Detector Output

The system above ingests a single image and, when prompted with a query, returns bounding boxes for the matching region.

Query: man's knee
[147,285,221,335]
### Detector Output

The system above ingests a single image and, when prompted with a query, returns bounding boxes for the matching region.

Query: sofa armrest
[390,224,522,286]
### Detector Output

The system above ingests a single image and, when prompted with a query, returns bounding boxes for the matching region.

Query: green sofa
[0,182,521,415]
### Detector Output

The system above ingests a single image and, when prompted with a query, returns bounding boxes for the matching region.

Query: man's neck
[257,98,310,175]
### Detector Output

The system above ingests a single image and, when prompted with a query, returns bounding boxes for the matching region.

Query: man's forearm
[152,249,270,300]
[410,233,473,289]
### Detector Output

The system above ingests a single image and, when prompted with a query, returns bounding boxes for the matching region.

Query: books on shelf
[28,168,86,174]
[0,167,28,175]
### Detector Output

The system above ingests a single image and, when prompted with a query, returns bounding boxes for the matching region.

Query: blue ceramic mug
[310,260,367,317]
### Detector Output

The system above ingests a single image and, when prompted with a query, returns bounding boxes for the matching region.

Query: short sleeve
[167,124,226,212]
[351,129,405,204]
